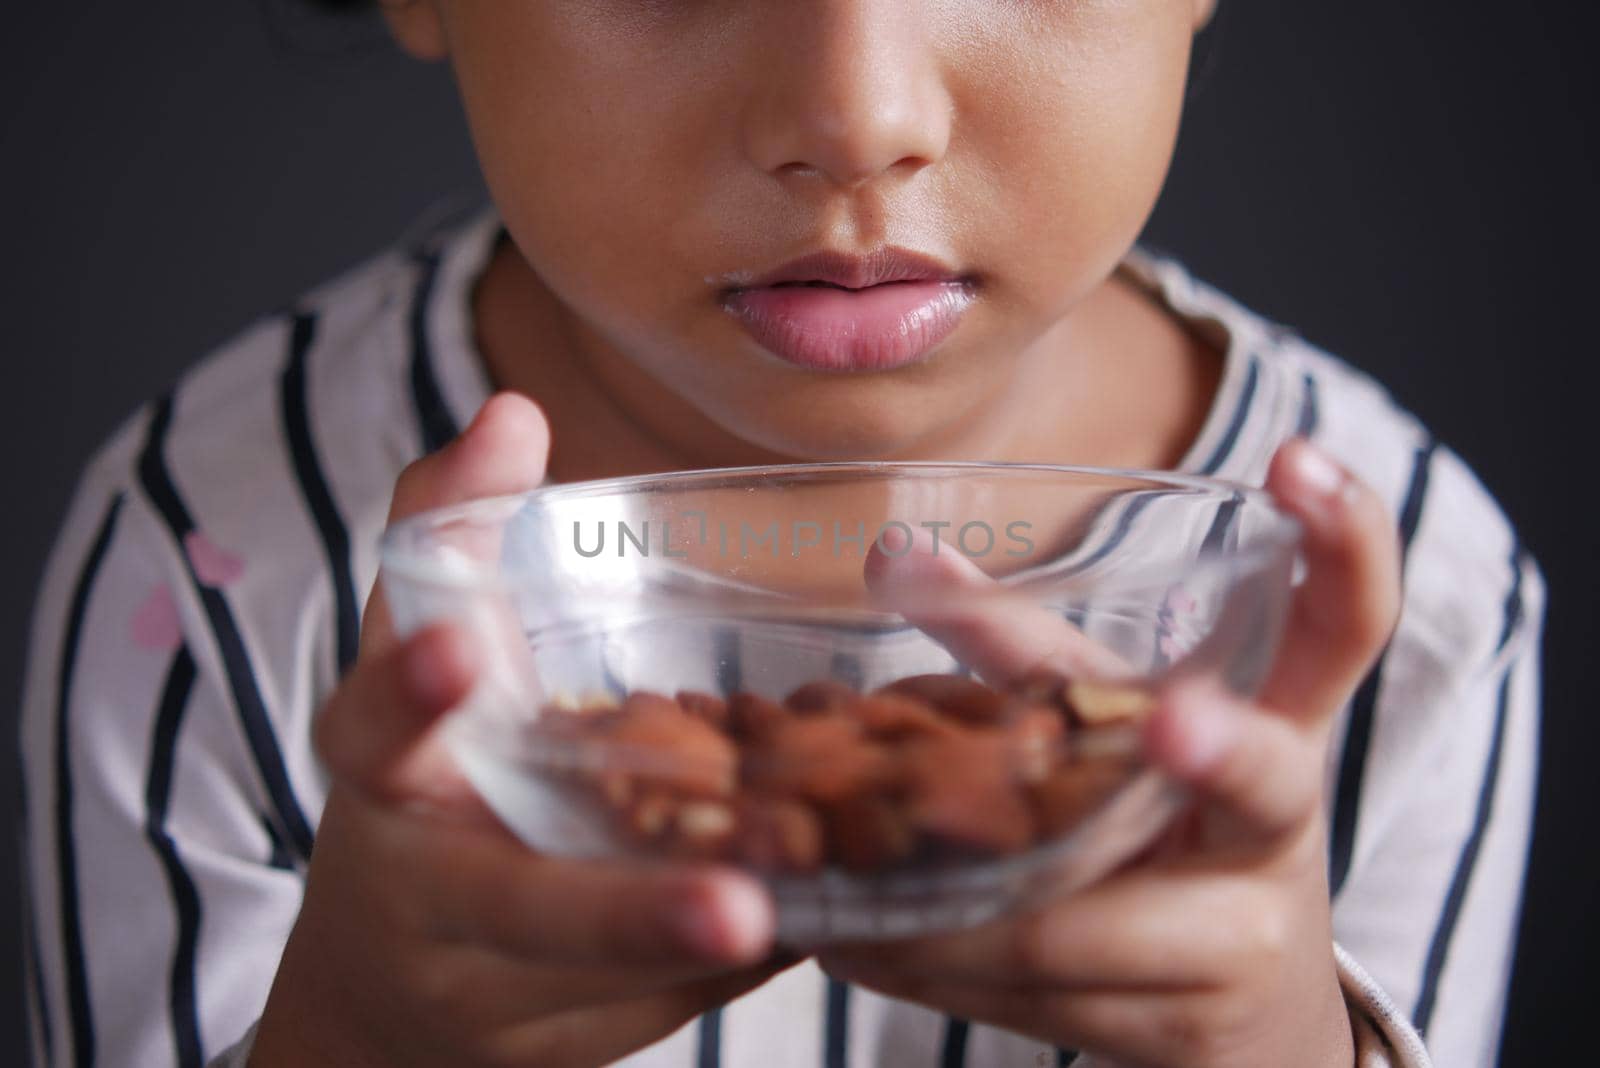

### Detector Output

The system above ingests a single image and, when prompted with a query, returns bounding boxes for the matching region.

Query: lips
[721,248,976,372]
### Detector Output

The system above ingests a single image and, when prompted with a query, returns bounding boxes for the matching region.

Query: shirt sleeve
[1325,445,1545,1068]
[1337,943,1434,1066]
[19,448,311,1068]
[205,1021,259,1068]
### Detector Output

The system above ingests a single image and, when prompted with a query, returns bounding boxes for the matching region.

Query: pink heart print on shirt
[130,583,182,652]
[1164,584,1198,617]
[184,531,245,588]
[1156,582,1200,661]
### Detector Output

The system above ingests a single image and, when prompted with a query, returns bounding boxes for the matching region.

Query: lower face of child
[383,0,1223,481]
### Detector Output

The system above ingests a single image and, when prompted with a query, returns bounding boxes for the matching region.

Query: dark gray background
[3,2,1594,1063]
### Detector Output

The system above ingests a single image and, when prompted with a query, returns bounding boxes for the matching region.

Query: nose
[739,2,952,190]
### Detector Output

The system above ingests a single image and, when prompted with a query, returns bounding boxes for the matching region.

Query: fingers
[1257,439,1402,720]
[1141,679,1321,841]
[314,621,483,808]
[362,391,552,656]
[815,972,1225,1068]
[418,942,796,1022]
[820,869,1270,990]
[494,961,790,1067]
[386,390,552,524]
[863,525,1132,681]
[422,833,777,970]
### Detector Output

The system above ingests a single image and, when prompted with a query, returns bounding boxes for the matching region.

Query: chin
[712,404,951,463]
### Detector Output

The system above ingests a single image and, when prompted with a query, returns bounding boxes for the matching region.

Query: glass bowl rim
[380,459,1303,597]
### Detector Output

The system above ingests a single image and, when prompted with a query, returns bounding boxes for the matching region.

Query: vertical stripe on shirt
[824,977,851,1068]
[143,646,203,1068]
[262,815,295,872]
[699,623,740,1068]
[600,654,628,700]
[1329,438,1437,897]
[1050,347,1258,587]
[715,625,744,694]
[1056,490,1171,578]
[19,742,56,1066]
[829,652,864,692]
[54,491,125,1068]
[137,395,317,863]
[279,312,360,674]
[1200,492,1243,556]
[939,1016,970,1068]
[408,252,460,455]
[1295,371,1321,438]
[1023,345,1261,589]
[696,1008,724,1068]
[24,874,55,1066]
[1494,550,1529,657]
[1197,351,1261,475]
[1411,544,1526,1035]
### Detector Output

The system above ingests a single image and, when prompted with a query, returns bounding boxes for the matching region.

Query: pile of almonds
[535,669,1154,876]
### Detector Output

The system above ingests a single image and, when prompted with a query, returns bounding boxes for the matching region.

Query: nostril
[776,161,824,180]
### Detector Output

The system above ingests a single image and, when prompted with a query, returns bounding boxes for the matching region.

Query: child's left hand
[820,439,1401,1068]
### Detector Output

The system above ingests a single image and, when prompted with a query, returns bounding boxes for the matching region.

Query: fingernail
[1289,441,1348,502]
[673,876,773,961]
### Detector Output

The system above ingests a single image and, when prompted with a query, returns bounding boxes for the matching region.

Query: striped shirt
[18,206,1544,1068]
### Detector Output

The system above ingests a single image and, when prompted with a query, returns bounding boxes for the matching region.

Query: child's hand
[821,440,1401,1068]
[251,394,784,1068]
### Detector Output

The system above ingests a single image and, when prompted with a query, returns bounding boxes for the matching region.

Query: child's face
[390,2,1214,462]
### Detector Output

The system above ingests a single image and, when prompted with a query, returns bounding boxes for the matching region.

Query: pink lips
[721,248,975,372]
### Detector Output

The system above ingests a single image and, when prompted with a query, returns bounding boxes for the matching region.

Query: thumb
[362,391,551,656]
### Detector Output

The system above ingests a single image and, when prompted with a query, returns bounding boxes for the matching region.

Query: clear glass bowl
[380,462,1300,944]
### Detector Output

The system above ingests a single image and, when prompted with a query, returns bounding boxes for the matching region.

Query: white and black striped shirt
[19,207,1543,1068]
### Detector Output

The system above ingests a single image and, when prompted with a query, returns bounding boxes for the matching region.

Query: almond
[1066,680,1156,726]
[669,800,737,860]
[852,693,963,741]
[784,679,858,715]
[608,692,737,797]
[877,673,1009,724]
[536,702,618,740]
[1010,667,1071,709]
[1002,705,1068,784]
[1029,759,1135,837]
[676,690,729,731]
[742,717,900,803]
[598,769,634,808]
[826,795,917,872]
[564,673,1148,871]
[734,796,824,874]
[623,791,677,843]
[728,691,790,742]
[678,799,736,839]
[621,690,683,720]
[903,734,1035,854]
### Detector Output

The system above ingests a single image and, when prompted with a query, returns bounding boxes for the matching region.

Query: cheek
[445,14,715,332]
[958,17,1192,311]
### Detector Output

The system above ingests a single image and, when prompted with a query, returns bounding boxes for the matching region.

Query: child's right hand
[250,394,783,1068]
